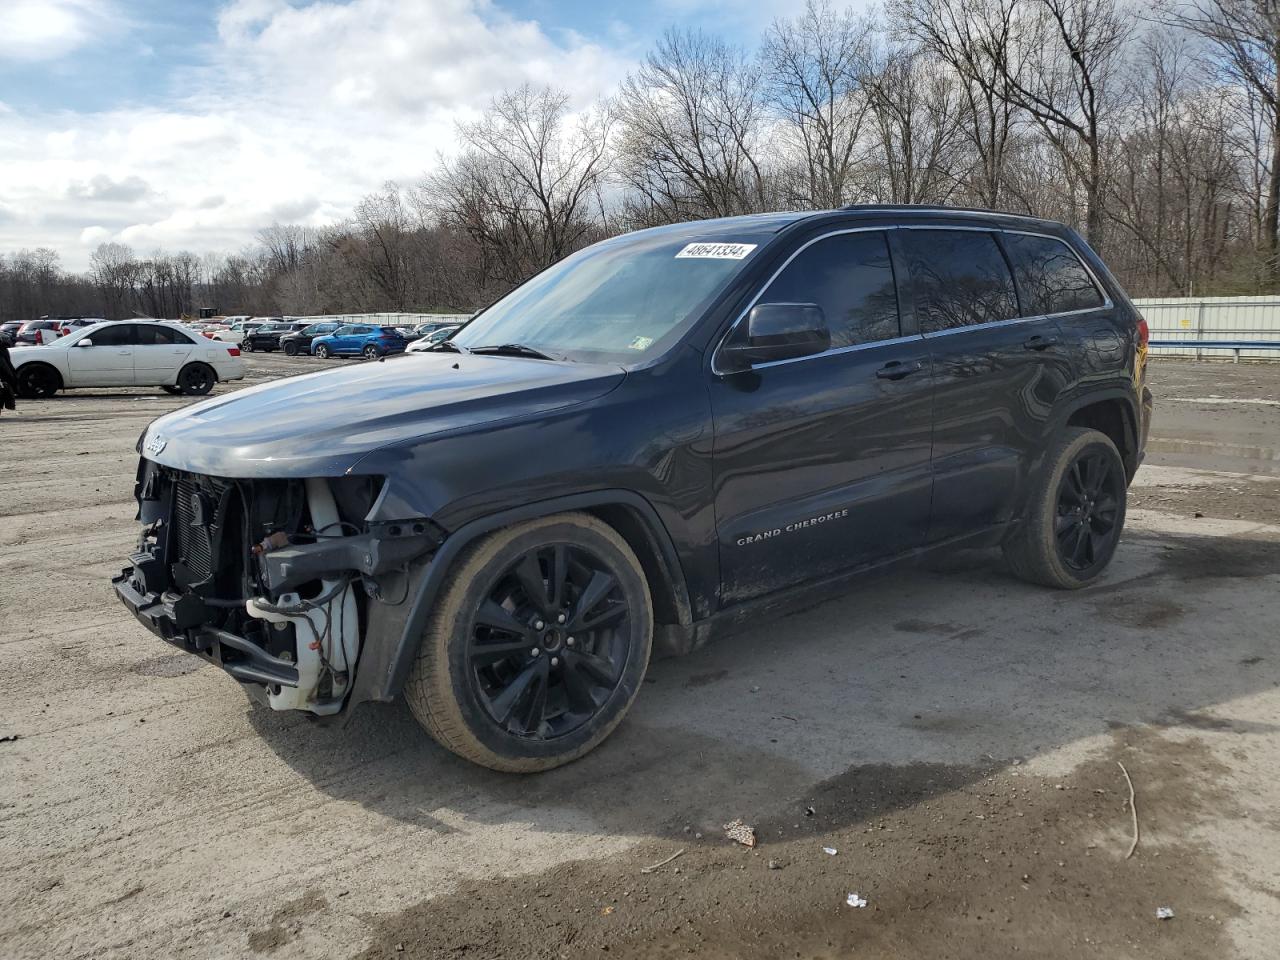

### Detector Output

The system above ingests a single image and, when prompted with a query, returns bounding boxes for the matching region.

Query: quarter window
[1002,233,1105,315]
[758,231,900,349]
[901,230,1019,333]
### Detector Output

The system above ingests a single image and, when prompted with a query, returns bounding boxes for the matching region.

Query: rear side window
[135,325,193,345]
[758,231,900,349]
[1002,233,1105,315]
[901,230,1018,333]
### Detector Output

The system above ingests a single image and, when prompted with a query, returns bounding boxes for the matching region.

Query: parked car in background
[279,321,341,356]
[11,320,245,398]
[311,324,408,359]
[214,319,272,344]
[14,319,71,346]
[243,321,308,352]
[404,324,463,353]
[0,322,22,346]
[405,321,460,342]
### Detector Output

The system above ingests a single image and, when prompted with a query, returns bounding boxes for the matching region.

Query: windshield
[450,231,766,363]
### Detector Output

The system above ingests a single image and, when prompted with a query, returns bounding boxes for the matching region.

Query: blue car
[310,324,408,359]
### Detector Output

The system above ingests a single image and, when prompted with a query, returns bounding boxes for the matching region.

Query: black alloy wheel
[178,363,215,396]
[406,512,653,772]
[467,543,632,740]
[283,341,298,356]
[1054,449,1123,571]
[17,364,59,399]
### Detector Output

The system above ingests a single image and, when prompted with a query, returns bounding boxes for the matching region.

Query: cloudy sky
[0,0,798,271]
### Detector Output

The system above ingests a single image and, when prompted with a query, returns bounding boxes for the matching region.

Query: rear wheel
[1004,427,1127,589]
[177,362,216,396]
[363,343,381,360]
[314,344,331,359]
[16,363,61,399]
[406,512,653,772]
[242,338,255,352]
[283,341,299,356]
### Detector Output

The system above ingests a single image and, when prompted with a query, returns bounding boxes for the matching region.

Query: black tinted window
[902,230,1018,333]
[1003,233,1104,315]
[759,231,899,349]
[89,324,137,346]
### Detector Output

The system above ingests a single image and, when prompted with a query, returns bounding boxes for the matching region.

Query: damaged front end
[113,459,441,715]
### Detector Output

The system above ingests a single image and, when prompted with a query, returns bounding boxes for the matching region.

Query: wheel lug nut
[551,657,559,667]
[534,620,545,630]
[530,647,540,657]
[566,637,575,646]
[557,613,566,624]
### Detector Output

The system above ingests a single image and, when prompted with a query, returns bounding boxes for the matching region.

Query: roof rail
[838,203,1050,221]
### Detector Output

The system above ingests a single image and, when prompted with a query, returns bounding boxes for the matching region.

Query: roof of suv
[632,206,1073,242]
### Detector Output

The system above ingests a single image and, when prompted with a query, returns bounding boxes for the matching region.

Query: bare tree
[893,0,1021,206]
[1167,0,1280,283]
[428,85,611,286]
[762,0,873,207]
[615,29,772,223]
[860,44,969,204]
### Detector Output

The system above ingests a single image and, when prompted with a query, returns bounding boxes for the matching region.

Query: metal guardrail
[1149,339,1280,362]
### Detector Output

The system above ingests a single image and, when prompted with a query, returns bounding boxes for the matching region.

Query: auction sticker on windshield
[674,242,757,259]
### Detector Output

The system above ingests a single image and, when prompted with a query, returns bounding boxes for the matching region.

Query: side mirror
[77,337,94,348]
[718,303,830,372]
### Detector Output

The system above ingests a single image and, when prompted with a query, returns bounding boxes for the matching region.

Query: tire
[406,512,654,772]
[16,363,61,399]
[242,339,255,353]
[177,362,216,396]
[363,344,381,360]
[314,344,331,359]
[283,342,299,357]
[1003,427,1127,589]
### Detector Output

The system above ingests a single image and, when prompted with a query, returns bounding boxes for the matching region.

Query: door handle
[876,360,924,380]
[1023,335,1059,351]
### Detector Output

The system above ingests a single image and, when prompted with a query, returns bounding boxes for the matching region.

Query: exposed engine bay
[113,460,440,715]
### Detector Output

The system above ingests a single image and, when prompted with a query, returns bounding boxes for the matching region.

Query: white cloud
[0,0,635,269]
[0,0,117,63]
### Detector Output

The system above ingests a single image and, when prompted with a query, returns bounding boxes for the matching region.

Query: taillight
[227,347,241,357]
[1136,316,1149,347]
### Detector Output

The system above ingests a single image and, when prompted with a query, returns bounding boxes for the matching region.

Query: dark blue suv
[116,206,1151,773]
[311,324,407,359]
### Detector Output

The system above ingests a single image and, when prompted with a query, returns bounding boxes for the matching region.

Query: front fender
[346,489,693,714]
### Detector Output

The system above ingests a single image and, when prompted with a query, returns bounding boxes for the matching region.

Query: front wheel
[406,512,653,772]
[177,363,215,396]
[16,364,60,399]
[242,339,255,353]
[1004,427,1127,589]
[314,344,331,359]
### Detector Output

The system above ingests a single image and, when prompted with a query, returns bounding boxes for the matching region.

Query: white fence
[284,312,470,327]
[1133,296,1280,361]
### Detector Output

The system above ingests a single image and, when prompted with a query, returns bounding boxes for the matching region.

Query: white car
[213,318,272,344]
[11,320,246,398]
[404,324,462,353]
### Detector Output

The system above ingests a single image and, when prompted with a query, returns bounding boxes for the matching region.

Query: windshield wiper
[428,339,468,353]
[469,343,563,361]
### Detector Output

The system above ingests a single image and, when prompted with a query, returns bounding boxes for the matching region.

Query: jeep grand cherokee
[114,206,1153,772]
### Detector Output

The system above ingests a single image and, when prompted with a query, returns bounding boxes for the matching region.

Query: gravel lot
[2,355,1279,959]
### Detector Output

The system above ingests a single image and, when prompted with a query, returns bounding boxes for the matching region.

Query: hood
[143,352,626,477]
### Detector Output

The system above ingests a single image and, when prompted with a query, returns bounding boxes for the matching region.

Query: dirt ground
[2,355,1279,960]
